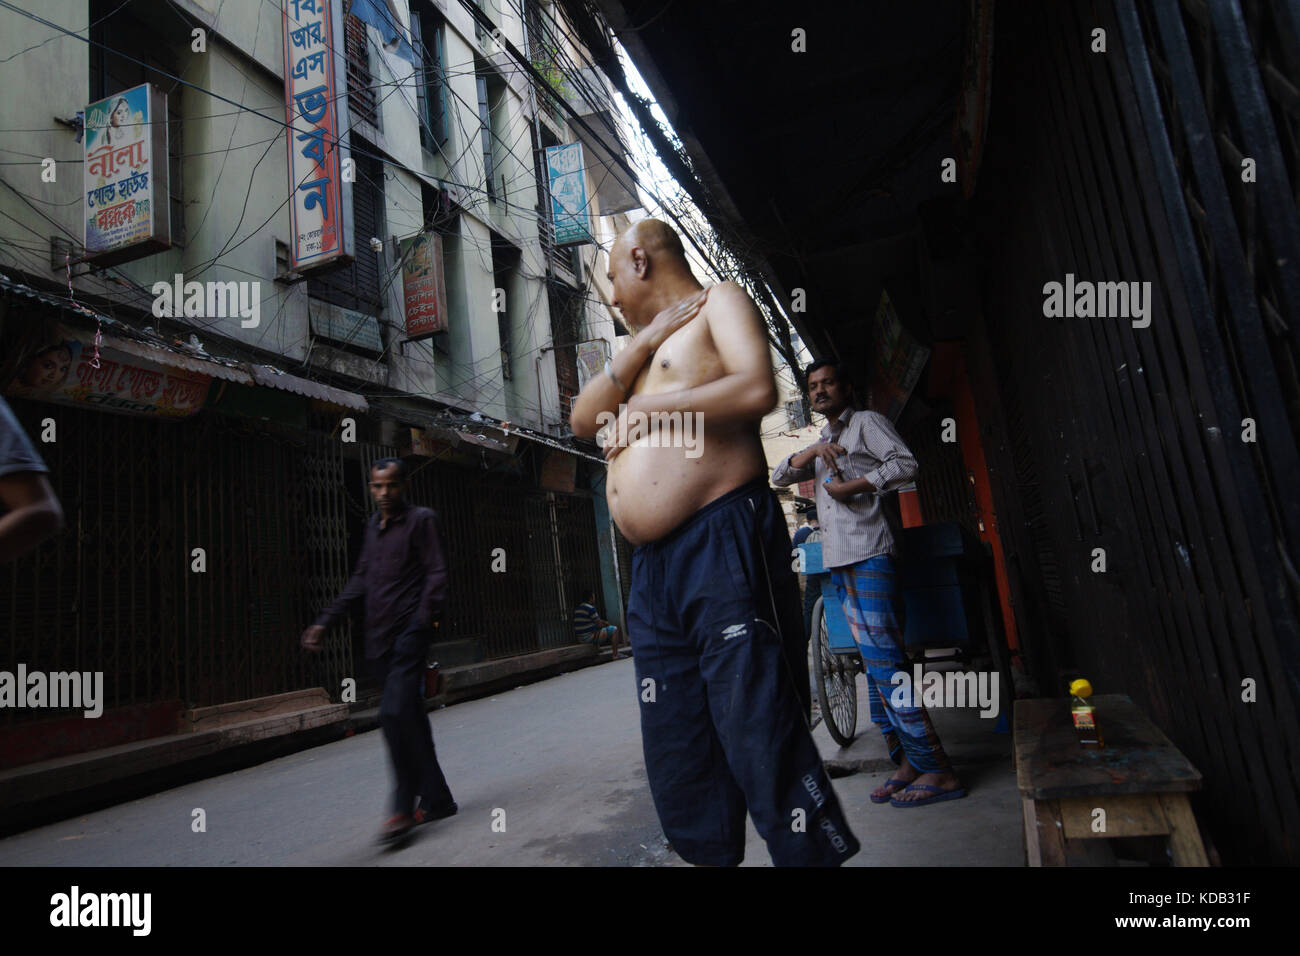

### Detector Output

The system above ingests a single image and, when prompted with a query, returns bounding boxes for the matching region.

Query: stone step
[180,688,333,733]
[0,698,348,813]
[428,638,481,669]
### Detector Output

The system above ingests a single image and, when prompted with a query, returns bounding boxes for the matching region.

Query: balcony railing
[537,213,580,283]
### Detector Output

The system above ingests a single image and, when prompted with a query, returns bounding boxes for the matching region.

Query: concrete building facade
[0,0,641,765]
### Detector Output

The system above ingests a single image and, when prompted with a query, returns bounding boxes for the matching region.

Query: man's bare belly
[606,308,768,545]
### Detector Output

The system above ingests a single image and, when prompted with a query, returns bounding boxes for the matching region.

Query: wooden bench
[1015,694,1208,866]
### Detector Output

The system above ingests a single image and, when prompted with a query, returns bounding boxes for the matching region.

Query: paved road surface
[0,656,1023,866]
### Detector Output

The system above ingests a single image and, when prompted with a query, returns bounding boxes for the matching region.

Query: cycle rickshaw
[796,522,1014,747]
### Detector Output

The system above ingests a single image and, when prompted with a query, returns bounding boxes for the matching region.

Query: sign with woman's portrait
[6,327,210,419]
[83,83,171,265]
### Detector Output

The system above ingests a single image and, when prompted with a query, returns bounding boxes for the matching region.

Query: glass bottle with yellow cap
[1069,678,1104,748]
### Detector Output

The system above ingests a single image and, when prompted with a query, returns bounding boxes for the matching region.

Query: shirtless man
[571,219,859,867]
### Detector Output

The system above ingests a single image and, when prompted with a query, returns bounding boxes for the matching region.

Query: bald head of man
[607,218,699,328]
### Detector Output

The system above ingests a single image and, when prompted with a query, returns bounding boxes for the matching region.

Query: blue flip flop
[889,784,969,808]
[870,778,912,804]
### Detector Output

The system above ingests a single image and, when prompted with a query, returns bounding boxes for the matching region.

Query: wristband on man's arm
[604,361,629,398]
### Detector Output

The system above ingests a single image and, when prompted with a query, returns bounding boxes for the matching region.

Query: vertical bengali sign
[283,0,352,273]
[869,289,930,423]
[84,83,170,265]
[546,142,593,247]
[399,232,448,337]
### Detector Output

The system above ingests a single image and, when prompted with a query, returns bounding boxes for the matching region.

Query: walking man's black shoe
[379,813,415,844]
[414,801,458,824]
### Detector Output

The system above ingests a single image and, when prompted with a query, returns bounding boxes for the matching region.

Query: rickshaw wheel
[811,596,857,746]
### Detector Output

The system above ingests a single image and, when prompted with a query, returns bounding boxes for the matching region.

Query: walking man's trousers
[371,626,455,815]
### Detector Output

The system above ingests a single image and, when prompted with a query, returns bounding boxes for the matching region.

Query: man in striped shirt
[574,589,626,659]
[772,361,965,808]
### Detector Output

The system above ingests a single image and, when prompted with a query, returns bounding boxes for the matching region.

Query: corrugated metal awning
[372,399,604,463]
[106,334,253,385]
[105,336,368,410]
[248,365,369,412]
[0,272,85,312]
[1,270,369,412]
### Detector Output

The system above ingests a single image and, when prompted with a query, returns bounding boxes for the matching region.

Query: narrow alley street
[0,658,1022,867]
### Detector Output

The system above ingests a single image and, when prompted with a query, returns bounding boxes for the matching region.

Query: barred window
[411,4,450,150]
[346,12,380,130]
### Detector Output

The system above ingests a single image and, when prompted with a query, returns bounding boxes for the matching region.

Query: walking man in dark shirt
[300,458,456,842]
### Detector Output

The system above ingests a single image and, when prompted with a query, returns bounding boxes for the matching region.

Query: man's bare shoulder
[703,281,764,336]
[705,280,758,310]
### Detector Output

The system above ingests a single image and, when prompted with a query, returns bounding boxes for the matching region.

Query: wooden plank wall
[967,0,1300,862]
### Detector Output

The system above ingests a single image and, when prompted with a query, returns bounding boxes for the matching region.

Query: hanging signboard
[84,83,171,266]
[408,428,482,468]
[399,232,448,338]
[575,342,605,388]
[282,0,353,273]
[868,289,930,423]
[546,142,593,247]
[409,427,442,457]
[6,329,210,419]
[539,450,576,493]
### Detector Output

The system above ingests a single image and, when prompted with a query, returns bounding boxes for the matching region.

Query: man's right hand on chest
[639,286,710,351]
